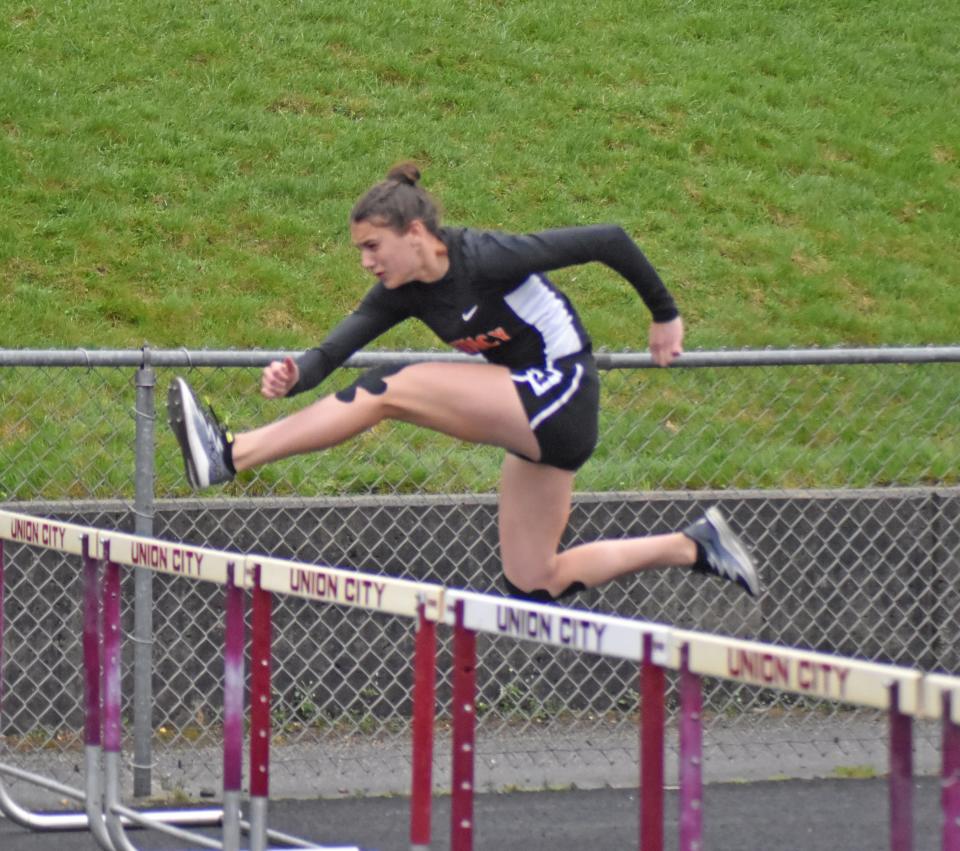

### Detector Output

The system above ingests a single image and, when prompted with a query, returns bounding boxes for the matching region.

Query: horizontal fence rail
[3,346,960,367]
[0,347,958,808]
[1,510,958,850]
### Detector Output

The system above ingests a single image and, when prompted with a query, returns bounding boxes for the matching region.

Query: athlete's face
[350,219,425,289]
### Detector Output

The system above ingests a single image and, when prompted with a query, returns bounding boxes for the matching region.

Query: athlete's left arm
[471,225,680,322]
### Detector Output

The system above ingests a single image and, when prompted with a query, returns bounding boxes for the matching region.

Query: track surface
[0,777,941,850]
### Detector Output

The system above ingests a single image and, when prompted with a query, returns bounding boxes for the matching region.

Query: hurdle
[0,516,223,844]
[442,589,673,851]
[442,589,960,851]
[94,527,447,851]
[0,509,444,850]
[3,510,960,850]
[243,550,443,851]
[672,628,929,851]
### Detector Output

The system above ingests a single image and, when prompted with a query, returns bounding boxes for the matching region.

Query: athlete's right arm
[260,286,406,398]
[286,311,397,397]
[261,357,300,398]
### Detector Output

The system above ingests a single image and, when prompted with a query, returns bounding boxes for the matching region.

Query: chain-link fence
[1,347,958,805]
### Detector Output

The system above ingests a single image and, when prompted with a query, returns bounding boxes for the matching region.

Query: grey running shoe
[684,506,760,597]
[167,377,235,489]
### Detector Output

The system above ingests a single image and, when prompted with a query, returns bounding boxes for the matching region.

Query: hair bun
[386,161,421,186]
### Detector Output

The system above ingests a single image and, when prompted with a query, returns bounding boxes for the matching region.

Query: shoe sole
[705,506,760,597]
[167,378,204,489]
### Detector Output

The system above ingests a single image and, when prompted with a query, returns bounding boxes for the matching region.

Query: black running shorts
[509,354,600,471]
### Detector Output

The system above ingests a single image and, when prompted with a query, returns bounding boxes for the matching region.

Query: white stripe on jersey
[504,275,582,361]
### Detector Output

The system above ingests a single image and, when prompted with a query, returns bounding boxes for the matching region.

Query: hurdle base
[241,800,364,851]
[0,762,87,830]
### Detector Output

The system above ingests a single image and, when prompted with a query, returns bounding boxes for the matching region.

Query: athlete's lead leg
[168,363,540,488]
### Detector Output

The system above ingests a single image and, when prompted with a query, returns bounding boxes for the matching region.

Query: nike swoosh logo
[461,305,478,321]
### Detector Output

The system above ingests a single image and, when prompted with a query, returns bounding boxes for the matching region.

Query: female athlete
[168,162,759,602]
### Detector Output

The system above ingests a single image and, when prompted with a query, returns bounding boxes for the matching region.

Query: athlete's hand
[261,357,300,399]
[649,316,684,367]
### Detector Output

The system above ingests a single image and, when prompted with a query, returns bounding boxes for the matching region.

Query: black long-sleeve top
[288,224,678,396]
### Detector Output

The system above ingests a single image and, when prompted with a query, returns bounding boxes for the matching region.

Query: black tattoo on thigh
[335,364,405,403]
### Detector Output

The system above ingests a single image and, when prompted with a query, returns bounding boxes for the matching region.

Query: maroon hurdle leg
[889,681,913,851]
[0,540,4,720]
[101,547,135,851]
[80,535,116,849]
[678,643,703,851]
[640,632,665,851]
[249,563,273,851]
[410,599,437,851]
[222,562,245,851]
[943,692,960,851]
[450,599,477,851]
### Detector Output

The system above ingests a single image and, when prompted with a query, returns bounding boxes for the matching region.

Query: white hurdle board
[98,529,235,586]
[922,673,960,722]
[674,628,924,713]
[251,554,444,621]
[4,507,954,718]
[0,509,91,557]
[92,529,446,621]
[445,589,673,665]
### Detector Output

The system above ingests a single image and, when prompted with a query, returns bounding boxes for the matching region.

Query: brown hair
[350,162,442,235]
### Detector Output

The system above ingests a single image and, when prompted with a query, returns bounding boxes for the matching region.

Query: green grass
[832,765,878,780]
[2,0,958,350]
[1,1,959,498]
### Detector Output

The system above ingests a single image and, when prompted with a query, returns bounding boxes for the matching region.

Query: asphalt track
[0,777,941,850]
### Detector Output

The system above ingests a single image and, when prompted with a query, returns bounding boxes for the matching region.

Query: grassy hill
[2,0,958,353]
[1,1,958,500]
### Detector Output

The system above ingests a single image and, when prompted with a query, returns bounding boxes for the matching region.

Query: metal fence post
[133,346,156,798]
